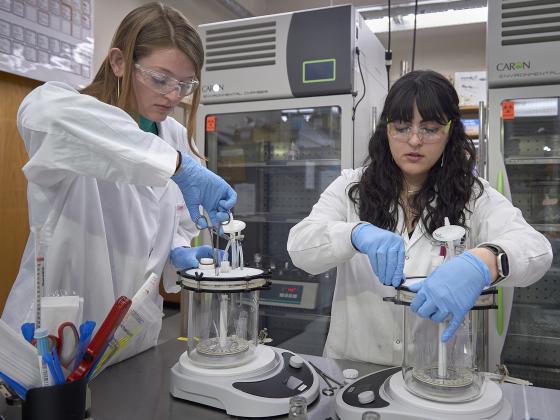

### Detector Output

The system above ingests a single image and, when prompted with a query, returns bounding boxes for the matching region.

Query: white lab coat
[287,168,552,365]
[2,82,198,359]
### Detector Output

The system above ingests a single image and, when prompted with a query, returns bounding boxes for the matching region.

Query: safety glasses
[387,120,452,144]
[134,63,199,98]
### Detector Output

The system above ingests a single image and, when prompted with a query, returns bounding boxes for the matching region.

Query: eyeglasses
[134,63,199,98]
[387,120,451,144]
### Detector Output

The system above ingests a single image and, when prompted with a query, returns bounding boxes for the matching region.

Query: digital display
[261,283,304,304]
[286,376,303,390]
[303,59,336,83]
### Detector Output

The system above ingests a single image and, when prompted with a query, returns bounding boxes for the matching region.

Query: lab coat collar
[150,120,174,200]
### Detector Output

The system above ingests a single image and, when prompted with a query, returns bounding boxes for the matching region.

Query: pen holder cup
[22,377,88,420]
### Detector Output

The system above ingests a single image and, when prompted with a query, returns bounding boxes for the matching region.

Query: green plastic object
[192,236,201,247]
[495,170,505,336]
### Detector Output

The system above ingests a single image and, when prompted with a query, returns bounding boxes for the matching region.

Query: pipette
[32,226,45,329]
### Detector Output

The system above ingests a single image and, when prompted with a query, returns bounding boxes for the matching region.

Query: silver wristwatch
[479,244,509,284]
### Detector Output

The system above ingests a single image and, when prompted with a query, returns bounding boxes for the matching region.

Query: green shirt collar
[139,116,158,135]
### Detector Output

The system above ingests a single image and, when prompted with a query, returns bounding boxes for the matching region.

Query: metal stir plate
[412,367,474,388]
[196,336,250,356]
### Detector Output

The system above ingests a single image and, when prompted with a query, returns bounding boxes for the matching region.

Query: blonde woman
[3,3,234,358]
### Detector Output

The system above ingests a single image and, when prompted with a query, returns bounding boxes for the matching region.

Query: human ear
[108,48,125,77]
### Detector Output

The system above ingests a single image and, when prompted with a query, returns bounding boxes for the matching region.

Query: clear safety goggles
[387,120,451,144]
[134,63,199,98]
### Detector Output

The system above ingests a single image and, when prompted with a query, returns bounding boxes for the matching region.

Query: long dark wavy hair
[348,70,483,235]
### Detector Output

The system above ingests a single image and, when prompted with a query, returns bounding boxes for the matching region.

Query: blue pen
[0,371,28,400]
[51,350,65,384]
[43,353,64,385]
[20,322,35,343]
[73,320,96,370]
[42,353,59,385]
[86,338,112,381]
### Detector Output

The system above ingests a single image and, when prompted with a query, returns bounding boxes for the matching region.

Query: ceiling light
[364,6,487,33]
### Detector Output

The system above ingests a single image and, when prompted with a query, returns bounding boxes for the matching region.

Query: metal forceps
[195,213,231,276]
[308,361,344,397]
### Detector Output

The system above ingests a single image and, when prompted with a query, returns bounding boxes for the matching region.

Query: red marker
[67,296,132,382]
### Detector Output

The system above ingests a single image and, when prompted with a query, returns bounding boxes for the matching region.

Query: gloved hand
[171,152,237,228]
[408,251,491,342]
[351,223,405,287]
[170,246,226,270]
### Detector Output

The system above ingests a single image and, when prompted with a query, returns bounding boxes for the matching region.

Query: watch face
[499,253,509,277]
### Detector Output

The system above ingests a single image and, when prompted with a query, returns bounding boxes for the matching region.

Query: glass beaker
[288,395,308,419]
[179,267,269,369]
[384,280,498,402]
[396,219,492,402]
[402,308,485,402]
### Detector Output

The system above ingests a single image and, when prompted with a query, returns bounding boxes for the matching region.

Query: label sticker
[206,116,216,132]
[502,101,515,120]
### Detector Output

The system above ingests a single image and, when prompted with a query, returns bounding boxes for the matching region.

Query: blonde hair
[81,2,204,158]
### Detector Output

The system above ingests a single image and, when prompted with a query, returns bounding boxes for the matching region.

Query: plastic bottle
[288,395,308,419]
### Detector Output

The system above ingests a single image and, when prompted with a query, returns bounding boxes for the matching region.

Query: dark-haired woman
[287,70,552,365]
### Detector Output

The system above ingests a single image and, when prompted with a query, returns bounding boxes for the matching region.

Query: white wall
[92,1,486,91]
[235,1,487,86]
[92,0,238,72]
[238,0,397,15]
[375,22,486,84]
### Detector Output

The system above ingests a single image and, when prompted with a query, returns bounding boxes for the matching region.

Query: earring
[117,77,121,99]
[440,153,444,167]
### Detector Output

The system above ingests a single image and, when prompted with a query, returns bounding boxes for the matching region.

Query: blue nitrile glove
[170,245,226,270]
[408,251,491,342]
[171,152,237,228]
[351,223,405,287]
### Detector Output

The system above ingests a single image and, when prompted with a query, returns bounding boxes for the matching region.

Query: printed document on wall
[0,0,93,87]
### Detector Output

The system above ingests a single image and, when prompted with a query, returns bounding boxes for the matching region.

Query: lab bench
[79,314,560,420]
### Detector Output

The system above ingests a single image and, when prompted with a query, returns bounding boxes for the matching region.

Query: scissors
[308,361,344,397]
[32,322,80,368]
[195,213,231,276]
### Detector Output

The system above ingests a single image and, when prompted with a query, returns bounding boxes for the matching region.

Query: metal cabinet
[197,95,356,355]
[488,87,560,388]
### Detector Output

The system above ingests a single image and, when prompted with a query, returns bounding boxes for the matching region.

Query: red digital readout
[287,287,297,293]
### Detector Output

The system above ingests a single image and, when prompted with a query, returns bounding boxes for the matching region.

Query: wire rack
[504,363,560,390]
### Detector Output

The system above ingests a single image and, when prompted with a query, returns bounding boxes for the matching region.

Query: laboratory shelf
[533,223,560,232]
[507,303,560,339]
[459,105,480,112]
[505,363,560,390]
[505,157,560,165]
[502,273,560,390]
[217,159,341,168]
[238,214,311,224]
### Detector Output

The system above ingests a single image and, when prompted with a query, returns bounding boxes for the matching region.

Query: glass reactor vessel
[386,284,498,402]
[179,266,270,368]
